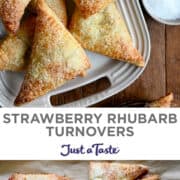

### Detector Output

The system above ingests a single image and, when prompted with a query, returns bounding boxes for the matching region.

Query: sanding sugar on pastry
[29,0,67,26]
[74,0,113,18]
[0,0,31,33]
[14,0,90,106]
[0,0,68,72]
[89,162,149,180]
[0,15,35,72]
[69,2,145,67]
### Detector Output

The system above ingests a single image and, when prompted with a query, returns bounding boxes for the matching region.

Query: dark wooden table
[51,8,180,107]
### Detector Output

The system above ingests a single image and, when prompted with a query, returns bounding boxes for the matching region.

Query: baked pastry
[147,93,173,107]
[0,15,35,71]
[14,0,90,106]
[74,0,113,18]
[69,2,144,67]
[9,174,70,180]
[89,162,148,180]
[0,0,67,72]
[30,0,67,26]
[0,0,31,33]
[140,174,160,180]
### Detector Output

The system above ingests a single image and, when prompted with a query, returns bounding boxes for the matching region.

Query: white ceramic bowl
[142,0,180,25]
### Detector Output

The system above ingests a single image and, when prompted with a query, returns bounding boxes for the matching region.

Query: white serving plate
[0,0,151,107]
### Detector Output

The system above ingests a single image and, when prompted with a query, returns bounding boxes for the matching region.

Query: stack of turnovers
[0,0,145,106]
[0,0,68,72]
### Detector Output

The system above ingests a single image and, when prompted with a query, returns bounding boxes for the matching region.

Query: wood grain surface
[51,7,180,107]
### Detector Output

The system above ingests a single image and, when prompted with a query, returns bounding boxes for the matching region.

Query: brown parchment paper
[0,161,180,180]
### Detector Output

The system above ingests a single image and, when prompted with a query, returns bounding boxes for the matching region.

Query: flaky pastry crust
[0,15,35,71]
[69,3,144,67]
[89,162,148,180]
[14,0,90,106]
[30,0,67,26]
[0,0,67,72]
[74,0,113,18]
[148,93,174,107]
[0,0,31,33]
